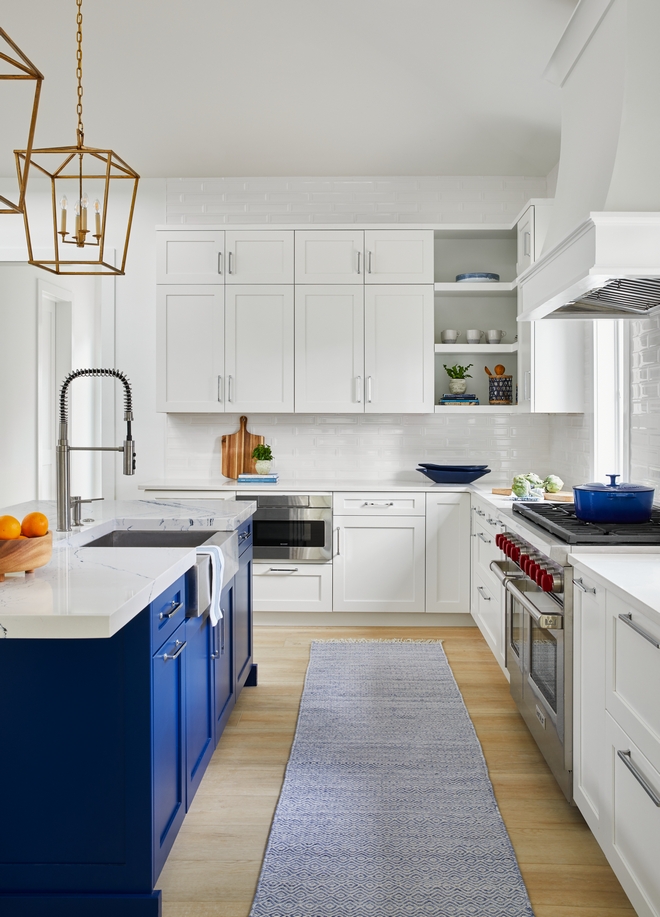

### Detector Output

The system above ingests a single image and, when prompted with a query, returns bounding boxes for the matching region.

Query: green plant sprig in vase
[443,363,473,395]
[252,444,274,474]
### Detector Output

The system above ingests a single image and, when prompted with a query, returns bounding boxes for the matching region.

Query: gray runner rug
[250,640,534,917]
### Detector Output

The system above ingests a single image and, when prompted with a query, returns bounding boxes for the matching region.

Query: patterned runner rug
[249,640,534,917]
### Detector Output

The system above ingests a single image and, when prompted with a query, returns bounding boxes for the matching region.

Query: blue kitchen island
[0,499,255,917]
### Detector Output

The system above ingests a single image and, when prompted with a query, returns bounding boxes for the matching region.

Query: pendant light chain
[75,0,84,147]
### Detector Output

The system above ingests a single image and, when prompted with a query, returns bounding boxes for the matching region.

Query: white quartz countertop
[569,553,660,619]
[0,498,255,640]
[139,475,498,494]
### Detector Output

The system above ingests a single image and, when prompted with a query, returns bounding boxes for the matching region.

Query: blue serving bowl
[418,463,489,471]
[417,467,491,485]
[455,272,500,283]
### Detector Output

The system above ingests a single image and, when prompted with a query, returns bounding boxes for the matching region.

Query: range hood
[519,0,660,321]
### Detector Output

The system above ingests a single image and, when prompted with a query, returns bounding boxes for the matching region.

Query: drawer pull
[477,586,491,601]
[486,517,498,525]
[363,501,394,507]
[239,530,251,541]
[619,612,660,649]
[477,532,491,544]
[574,577,596,595]
[159,599,182,620]
[267,567,299,574]
[617,750,660,807]
[163,639,187,661]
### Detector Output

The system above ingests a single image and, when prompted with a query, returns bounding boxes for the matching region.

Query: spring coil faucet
[57,368,136,532]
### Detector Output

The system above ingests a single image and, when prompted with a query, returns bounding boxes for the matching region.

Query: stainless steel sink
[83,529,222,548]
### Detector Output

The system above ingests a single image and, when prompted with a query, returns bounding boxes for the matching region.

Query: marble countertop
[0,498,255,640]
[569,553,660,619]
[139,475,495,494]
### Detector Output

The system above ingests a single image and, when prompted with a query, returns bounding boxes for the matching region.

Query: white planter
[255,460,273,475]
[448,379,467,395]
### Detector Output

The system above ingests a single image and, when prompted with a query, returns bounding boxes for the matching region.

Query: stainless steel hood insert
[559,277,660,317]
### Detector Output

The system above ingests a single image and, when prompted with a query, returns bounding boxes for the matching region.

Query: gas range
[512,501,660,546]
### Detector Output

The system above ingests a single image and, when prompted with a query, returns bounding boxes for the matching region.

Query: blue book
[237,474,279,482]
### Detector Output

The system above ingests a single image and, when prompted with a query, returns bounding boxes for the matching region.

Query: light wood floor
[158,625,636,917]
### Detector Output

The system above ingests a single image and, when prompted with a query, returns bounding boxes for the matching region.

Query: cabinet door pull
[211,625,220,658]
[217,251,223,274]
[356,251,361,275]
[617,750,660,806]
[574,577,596,595]
[618,612,660,649]
[159,599,182,620]
[355,376,362,403]
[477,532,491,544]
[227,375,233,403]
[217,375,223,402]
[523,231,531,258]
[163,638,187,661]
[366,376,373,403]
[335,526,340,556]
[477,586,491,601]
[268,567,299,574]
[367,250,372,273]
[524,370,531,402]
[228,251,234,274]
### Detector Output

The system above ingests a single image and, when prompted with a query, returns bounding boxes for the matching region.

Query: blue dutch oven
[573,475,655,524]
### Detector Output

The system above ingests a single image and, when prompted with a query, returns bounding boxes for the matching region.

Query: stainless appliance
[235,494,332,563]
[492,499,660,803]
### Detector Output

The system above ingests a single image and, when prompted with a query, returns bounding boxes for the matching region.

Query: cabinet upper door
[157,286,224,412]
[516,206,535,275]
[364,285,434,413]
[225,285,294,412]
[364,230,434,284]
[225,230,294,284]
[157,231,224,284]
[295,285,364,413]
[295,230,364,284]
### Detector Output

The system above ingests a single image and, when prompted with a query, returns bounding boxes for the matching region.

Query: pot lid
[574,474,655,494]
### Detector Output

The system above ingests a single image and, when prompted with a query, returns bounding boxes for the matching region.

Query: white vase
[255,460,272,475]
[448,379,467,394]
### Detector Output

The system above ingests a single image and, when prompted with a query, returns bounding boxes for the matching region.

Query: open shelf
[434,281,517,295]
[435,343,518,354]
[434,404,520,414]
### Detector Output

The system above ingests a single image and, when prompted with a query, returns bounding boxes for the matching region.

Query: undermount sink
[83,529,224,548]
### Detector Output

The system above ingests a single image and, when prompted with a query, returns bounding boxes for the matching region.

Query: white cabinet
[364,285,434,413]
[516,206,535,276]
[333,507,426,613]
[225,286,294,413]
[253,563,332,613]
[225,230,294,284]
[156,285,224,412]
[157,231,224,284]
[295,230,364,284]
[294,285,364,413]
[516,319,586,414]
[572,567,607,839]
[425,493,470,614]
[365,230,434,284]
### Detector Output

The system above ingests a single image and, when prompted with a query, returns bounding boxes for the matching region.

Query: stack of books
[439,394,480,406]
[237,472,280,484]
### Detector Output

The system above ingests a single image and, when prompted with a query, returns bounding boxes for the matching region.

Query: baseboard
[253,612,476,627]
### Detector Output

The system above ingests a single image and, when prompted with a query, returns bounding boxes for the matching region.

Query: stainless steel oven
[235,494,332,563]
[492,533,573,803]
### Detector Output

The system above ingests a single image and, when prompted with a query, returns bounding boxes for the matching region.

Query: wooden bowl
[0,531,53,582]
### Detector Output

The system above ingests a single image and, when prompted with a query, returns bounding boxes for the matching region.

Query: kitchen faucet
[56,368,136,532]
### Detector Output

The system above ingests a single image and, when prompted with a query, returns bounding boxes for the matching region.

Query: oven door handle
[490,559,525,585]
[505,579,564,630]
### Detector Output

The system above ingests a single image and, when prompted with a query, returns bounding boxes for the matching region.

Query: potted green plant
[252,443,274,475]
[443,363,473,395]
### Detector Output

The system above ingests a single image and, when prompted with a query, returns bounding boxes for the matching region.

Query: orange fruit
[21,511,49,538]
[0,515,22,540]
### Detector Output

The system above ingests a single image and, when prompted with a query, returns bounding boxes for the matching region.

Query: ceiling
[1,0,577,179]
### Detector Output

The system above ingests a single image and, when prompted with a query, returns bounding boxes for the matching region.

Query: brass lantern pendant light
[15,0,139,275]
[0,28,43,215]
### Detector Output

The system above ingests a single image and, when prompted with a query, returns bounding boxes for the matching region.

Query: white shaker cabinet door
[364,285,434,413]
[426,493,470,614]
[157,231,224,284]
[225,230,294,284]
[364,230,434,284]
[294,285,364,413]
[224,285,294,412]
[295,230,364,284]
[332,516,426,613]
[156,286,224,412]
[516,205,535,275]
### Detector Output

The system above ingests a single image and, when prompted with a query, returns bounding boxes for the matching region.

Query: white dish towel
[196,544,225,626]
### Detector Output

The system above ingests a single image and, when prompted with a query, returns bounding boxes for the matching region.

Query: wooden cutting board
[491,487,573,503]
[221,416,265,479]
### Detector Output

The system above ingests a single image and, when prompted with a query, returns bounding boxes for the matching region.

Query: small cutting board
[221,416,265,479]
[491,487,573,503]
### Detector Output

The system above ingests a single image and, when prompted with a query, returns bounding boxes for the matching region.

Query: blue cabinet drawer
[237,518,252,555]
[152,576,187,649]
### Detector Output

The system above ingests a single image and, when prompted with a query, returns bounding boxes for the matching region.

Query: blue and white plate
[455,272,500,283]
